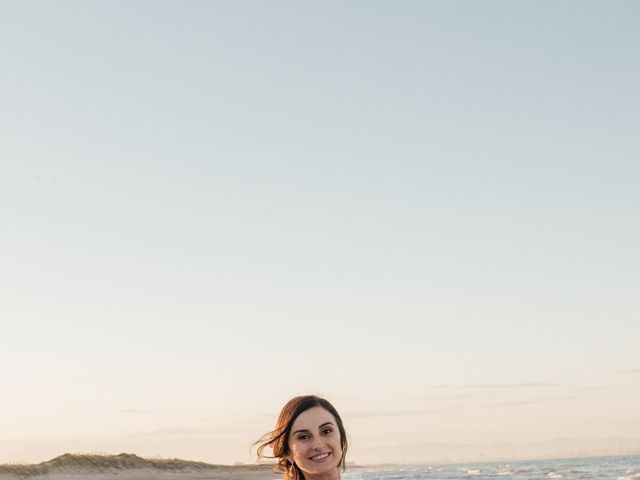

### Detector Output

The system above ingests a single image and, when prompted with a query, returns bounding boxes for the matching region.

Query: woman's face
[288,406,342,479]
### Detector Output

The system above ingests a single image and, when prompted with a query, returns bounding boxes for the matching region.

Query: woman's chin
[301,459,339,476]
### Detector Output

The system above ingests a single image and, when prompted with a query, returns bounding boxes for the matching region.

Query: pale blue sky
[1,0,639,465]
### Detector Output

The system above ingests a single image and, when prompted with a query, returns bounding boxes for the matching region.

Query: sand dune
[0,454,278,480]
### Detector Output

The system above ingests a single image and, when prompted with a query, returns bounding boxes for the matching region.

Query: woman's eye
[322,428,333,435]
[297,434,310,440]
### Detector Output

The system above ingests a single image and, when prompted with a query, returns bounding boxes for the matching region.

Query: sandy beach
[0,472,277,480]
[0,470,278,480]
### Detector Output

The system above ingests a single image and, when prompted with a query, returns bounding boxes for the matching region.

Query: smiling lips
[309,452,331,461]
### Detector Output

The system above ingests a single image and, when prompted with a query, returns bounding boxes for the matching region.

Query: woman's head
[256,395,348,480]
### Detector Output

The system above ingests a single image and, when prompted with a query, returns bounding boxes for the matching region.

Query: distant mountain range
[355,437,640,464]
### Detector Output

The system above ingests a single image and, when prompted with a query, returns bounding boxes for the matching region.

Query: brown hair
[255,395,348,480]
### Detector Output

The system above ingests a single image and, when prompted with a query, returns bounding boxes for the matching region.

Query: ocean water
[342,455,640,480]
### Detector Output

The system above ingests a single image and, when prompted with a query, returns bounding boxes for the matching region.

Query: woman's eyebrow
[292,422,334,435]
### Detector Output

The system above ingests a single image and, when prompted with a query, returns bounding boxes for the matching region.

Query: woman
[255,395,348,480]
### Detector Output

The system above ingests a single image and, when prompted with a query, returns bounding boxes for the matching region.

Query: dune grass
[0,452,228,477]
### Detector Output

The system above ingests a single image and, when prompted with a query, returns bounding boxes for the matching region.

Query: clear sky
[1,0,639,466]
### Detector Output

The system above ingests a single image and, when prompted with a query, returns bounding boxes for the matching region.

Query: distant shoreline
[357,451,640,467]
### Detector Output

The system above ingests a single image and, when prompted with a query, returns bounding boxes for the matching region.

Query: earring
[288,460,296,477]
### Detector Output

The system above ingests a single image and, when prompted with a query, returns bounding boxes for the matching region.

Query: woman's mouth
[309,452,331,462]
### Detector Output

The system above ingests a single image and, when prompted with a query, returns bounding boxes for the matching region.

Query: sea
[342,455,640,480]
